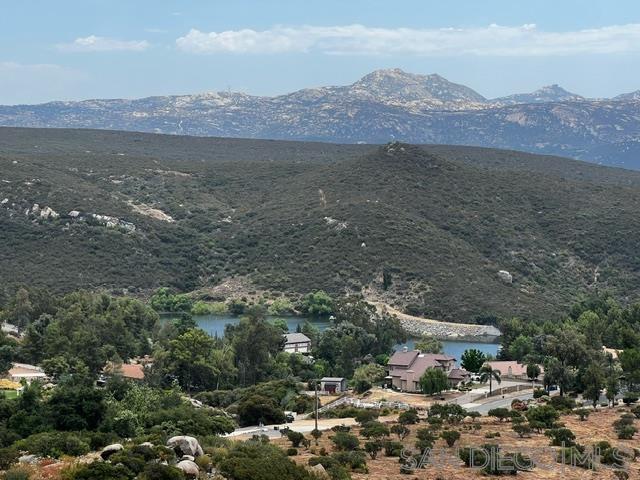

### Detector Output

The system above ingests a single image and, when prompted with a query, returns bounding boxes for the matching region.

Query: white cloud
[57,35,150,52]
[175,23,640,56]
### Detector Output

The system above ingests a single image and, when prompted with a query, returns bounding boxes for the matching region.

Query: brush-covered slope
[2,127,640,321]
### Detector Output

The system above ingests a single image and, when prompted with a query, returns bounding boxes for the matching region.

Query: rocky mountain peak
[350,68,486,105]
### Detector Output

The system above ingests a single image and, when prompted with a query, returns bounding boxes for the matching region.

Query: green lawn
[0,390,18,399]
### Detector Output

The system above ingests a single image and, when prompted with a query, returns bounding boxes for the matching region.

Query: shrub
[138,463,186,480]
[415,428,436,453]
[556,446,593,469]
[360,421,389,439]
[440,430,461,447]
[616,425,637,440]
[331,432,360,451]
[65,462,133,480]
[487,407,510,422]
[364,440,382,459]
[286,448,298,456]
[398,409,419,425]
[354,409,378,425]
[308,457,350,480]
[0,448,19,470]
[533,388,546,399]
[545,428,576,447]
[383,440,403,457]
[286,430,305,448]
[549,396,576,411]
[390,424,410,440]
[574,408,591,421]
[484,432,500,439]
[526,405,559,432]
[14,431,90,458]
[331,450,368,471]
[622,392,639,405]
[632,405,640,419]
[512,422,532,438]
[3,467,32,480]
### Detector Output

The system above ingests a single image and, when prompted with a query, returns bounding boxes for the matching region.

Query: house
[7,363,47,383]
[320,377,347,394]
[103,362,146,381]
[283,333,312,354]
[603,346,623,361]
[485,361,544,381]
[387,349,466,392]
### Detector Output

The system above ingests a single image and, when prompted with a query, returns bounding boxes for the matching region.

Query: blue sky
[1,0,640,104]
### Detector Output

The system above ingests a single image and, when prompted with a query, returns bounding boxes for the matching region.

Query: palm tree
[479,365,502,395]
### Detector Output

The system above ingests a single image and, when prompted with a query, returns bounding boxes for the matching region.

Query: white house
[7,363,47,383]
[283,333,312,354]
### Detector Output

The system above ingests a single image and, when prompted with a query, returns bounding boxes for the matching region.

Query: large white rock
[497,270,513,284]
[167,436,204,457]
[100,443,124,459]
[176,460,200,478]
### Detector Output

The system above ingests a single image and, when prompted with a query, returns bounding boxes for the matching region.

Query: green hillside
[1,127,640,322]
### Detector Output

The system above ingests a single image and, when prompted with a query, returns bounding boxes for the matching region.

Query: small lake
[164,313,500,363]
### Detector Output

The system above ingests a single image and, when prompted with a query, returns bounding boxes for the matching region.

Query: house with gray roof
[283,332,312,354]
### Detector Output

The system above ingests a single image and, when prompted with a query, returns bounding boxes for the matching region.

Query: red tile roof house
[485,361,544,381]
[387,349,470,393]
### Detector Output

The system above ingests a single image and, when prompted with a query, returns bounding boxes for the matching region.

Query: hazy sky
[2,0,640,104]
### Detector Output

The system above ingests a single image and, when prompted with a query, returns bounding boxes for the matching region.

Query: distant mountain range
[1,68,639,169]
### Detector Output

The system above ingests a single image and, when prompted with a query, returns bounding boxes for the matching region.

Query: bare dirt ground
[281,406,640,480]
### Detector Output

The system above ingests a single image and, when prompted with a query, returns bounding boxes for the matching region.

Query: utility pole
[314,379,319,445]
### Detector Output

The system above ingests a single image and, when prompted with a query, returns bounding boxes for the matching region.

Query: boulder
[462,416,475,424]
[139,441,154,448]
[100,443,124,460]
[497,270,513,284]
[181,455,195,462]
[176,460,199,478]
[18,454,39,465]
[167,436,204,457]
[308,463,330,479]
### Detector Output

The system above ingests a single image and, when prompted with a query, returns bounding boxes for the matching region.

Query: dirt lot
[277,406,640,480]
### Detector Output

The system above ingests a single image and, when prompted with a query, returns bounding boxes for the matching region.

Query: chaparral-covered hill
[2,127,640,321]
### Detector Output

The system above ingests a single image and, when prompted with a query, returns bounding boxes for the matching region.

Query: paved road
[225,417,359,439]
[464,392,534,415]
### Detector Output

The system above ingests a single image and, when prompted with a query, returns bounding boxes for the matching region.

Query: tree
[415,428,436,453]
[526,405,560,432]
[619,349,640,390]
[226,306,284,386]
[301,291,333,316]
[582,362,605,409]
[382,268,393,291]
[460,349,486,373]
[606,374,620,407]
[440,430,461,447]
[162,328,217,391]
[415,336,443,354]
[507,335,534,361]
[364,440,383,459]
[0,345,14,376]
[526,363,541,383]
[513,422,532,438]
[360,421,389,440]
[419,368,449,396]
[352,363,386,393]
[543,357,573,396]
[398,409,419,425]
[390,424,410,440]
[545,428,576,447]
[488,408,510,422]
[237,395,285,427]
[331,432,360,451]
[479,365,502,395]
